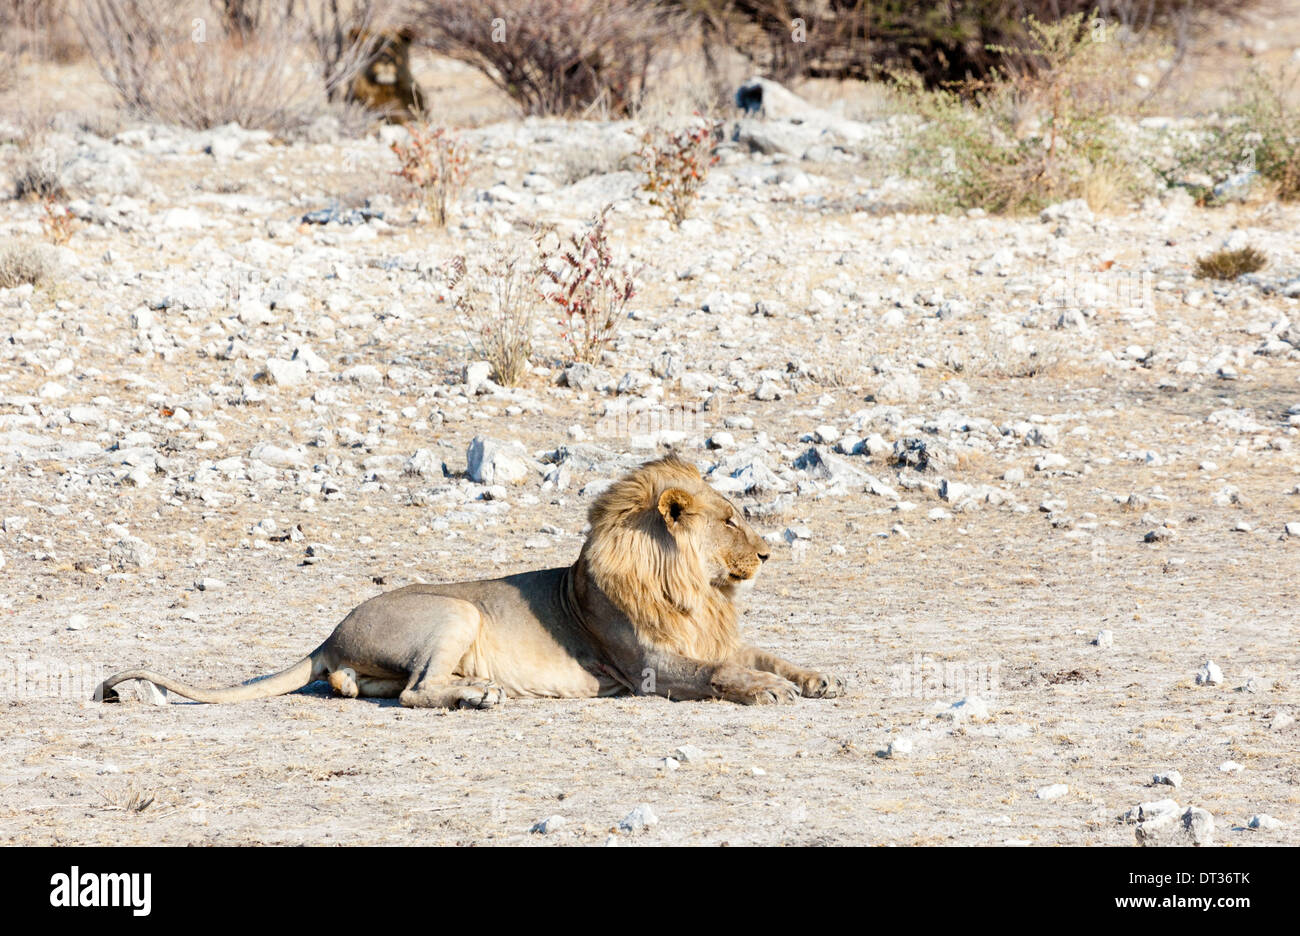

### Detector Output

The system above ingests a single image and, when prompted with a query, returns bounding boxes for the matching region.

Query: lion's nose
[758,550,770,563]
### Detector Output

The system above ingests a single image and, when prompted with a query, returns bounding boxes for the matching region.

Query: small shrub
[40,195,78,245]
[390,123,470,227]
[639,117,721,227]
[557,146,632,186]
[1155,66,1299,204]
[899,13,1144,214]
[12,150,65,200]
[1194,246,1267,280]
[537,206,638,364]
[0,241,59,288]
[447,248,538,387]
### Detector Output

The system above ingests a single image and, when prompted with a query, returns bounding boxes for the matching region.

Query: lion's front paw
[725,670,800,705]
[798,672,846,699]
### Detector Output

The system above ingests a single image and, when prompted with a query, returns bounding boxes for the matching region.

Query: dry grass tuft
[1194,246,1267,280]
[0,241,59,288]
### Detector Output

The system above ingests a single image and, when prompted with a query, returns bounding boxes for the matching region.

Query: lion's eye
[725,517,738,529]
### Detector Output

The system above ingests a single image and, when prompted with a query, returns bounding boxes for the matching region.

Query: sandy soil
[1,11,1298,847]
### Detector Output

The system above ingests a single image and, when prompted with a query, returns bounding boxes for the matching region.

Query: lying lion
[96,455,844,708]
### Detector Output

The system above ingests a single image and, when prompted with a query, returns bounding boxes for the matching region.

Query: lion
[347,28,426,124]
[96,454,844,709]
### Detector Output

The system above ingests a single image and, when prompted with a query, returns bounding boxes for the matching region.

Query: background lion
[347,28,426,124]
[97,455,843,709]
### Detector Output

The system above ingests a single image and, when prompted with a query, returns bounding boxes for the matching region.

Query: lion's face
[350,29,413,87]
[367,41,408,85]
[657,482,769,594]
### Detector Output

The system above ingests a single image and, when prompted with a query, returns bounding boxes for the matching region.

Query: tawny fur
[582,454,741,663]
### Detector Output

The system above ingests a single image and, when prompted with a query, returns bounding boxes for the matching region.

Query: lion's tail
[95,646,326,704]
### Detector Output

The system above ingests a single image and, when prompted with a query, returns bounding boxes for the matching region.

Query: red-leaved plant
[639,116,722,227]
[391,122,470,226]
[537,206,638,364]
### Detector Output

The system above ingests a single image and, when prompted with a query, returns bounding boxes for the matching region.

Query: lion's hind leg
[392,598,506,710]
[328,667,404,699]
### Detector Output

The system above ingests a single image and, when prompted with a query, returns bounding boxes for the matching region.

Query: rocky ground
[1,70,1298,846]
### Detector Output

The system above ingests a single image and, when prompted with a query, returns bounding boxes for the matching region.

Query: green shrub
[899,13,1144,214]
[1154,66,1299,205]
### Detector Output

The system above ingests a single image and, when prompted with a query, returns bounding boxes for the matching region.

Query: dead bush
[11,148,65,200]
[681,0,1258,89]
[448,248,539,387]
[411,0,682,117]
[76,0,325,132]
[0,240,59,288]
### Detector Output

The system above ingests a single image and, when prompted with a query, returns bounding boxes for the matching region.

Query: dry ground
[1,9,1298,847]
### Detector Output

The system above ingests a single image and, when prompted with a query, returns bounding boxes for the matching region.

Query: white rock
[266,357,308,386]
[293,344,329,373]
[937,696,990,723]
[1152,770,1182,789]
[249,443,308,469]
[1095,629,1114,648]
[342,364,383,386]
[1036,784,1069,800]
[109,537,156,569]
[1248,814,1283,831]
[1124,799,1180,823]
[1196,661,1223,686]
[530,815,567,835]
[404,449,441,479]
[197,578,226,591]
[67,613,89,631]
[617,803,658,833]
[466,437,530,485]
[885,737,913,758]
[939,479,970,502]
[1218,761,1243,774]
[1136,806,1213,847]
[138,680,169,705]
[463,361,492,395]
[673,744,704,763]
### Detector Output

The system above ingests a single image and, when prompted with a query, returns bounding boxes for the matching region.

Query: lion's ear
[657,488,694,531]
